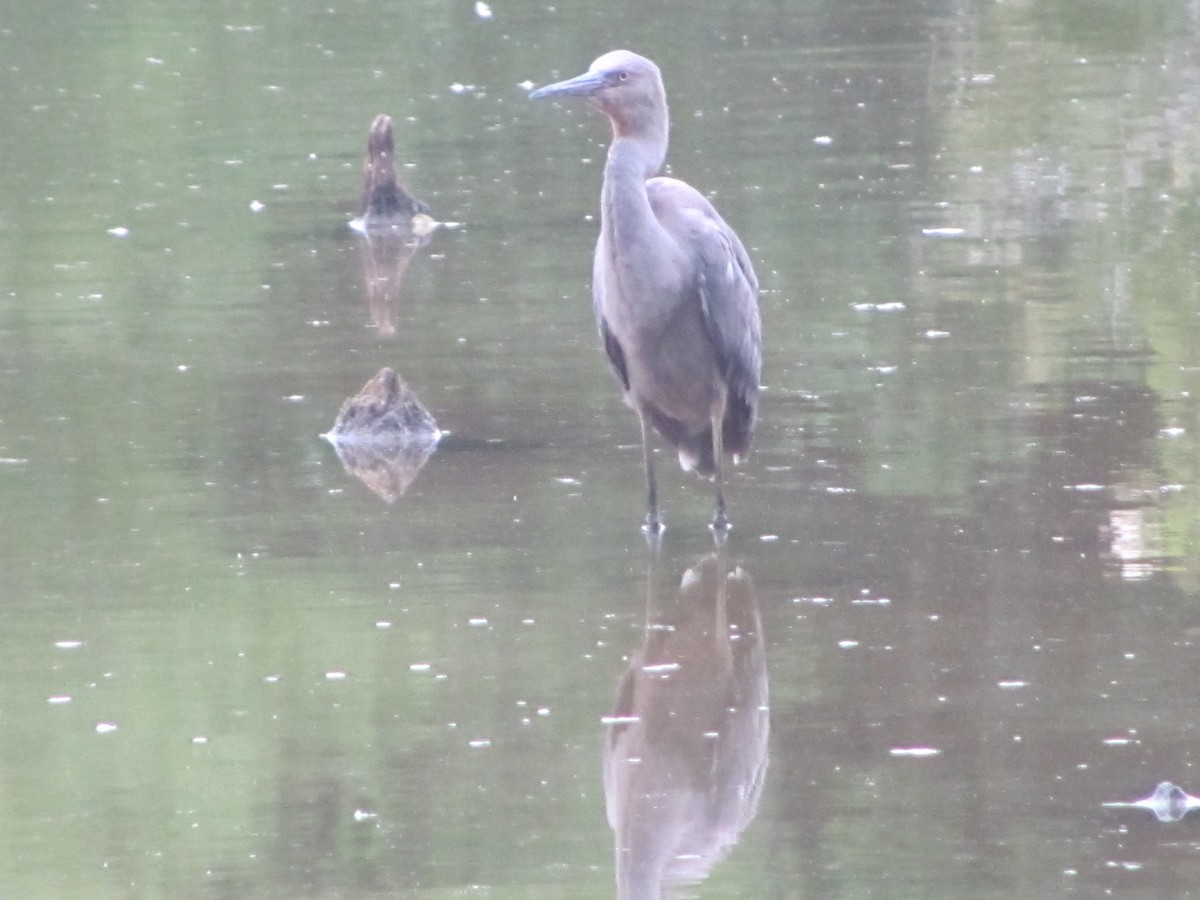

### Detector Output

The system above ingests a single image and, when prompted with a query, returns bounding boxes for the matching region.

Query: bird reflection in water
[351,113,439,337]
[321,367,441,503]
[603,551,769,898]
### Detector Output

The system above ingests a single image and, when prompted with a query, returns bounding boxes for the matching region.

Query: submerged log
[322,368,440,503]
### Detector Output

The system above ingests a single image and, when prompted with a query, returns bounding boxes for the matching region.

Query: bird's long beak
[529,70,605,100]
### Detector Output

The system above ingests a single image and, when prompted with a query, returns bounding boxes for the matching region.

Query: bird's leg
[709,414,730,537]
[643,524,663,618]
[638,411,663,535]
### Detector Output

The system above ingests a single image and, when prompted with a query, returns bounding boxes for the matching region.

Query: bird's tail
[677,429,717,477]
[643,407,716,477]
[657,401,756,478]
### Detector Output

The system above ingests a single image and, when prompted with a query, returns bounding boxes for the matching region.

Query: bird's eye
[617,71,629,82]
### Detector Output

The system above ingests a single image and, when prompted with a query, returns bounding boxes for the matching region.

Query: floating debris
[601,715,641,726]
[1103,782,1200,823]
[851,301,906,313]
[640,663,681,674]
[348,210,440,238]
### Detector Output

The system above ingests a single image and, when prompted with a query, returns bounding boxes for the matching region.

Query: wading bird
[530,51,762,535]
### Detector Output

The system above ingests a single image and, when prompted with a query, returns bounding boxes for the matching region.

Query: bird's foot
[709,510,731,542]
[642,513,664,539]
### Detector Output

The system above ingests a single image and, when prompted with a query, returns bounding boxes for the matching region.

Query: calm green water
[4,1,1200,897]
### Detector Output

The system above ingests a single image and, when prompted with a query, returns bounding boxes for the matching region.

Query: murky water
[5,1,1200,897]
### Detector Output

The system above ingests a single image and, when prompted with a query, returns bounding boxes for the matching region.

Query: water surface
[4,1,1200,897]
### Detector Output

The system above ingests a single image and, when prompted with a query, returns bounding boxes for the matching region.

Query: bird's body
[598,174,760,476]
[531,51,761,533]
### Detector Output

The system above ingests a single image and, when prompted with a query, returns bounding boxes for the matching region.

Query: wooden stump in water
[361,113,428,223]
[322,368,440,503]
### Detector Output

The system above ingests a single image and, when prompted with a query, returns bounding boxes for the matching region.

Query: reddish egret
[531,51,762,534]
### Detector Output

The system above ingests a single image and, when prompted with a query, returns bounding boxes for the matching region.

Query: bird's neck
[606,130,666,182]
[601,136,666,244]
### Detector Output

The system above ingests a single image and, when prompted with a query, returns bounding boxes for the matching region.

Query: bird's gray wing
[646,178,761,405]
[693,214,762,415]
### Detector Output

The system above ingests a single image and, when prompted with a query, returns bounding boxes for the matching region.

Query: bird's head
[530,50,667,141]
